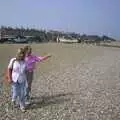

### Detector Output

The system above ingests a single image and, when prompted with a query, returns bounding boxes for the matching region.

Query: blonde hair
[16,48,25,60]
[17,48,24,53]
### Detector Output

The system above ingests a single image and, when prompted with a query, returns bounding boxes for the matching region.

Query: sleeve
[34,56,48,62]
[8,58,15,69]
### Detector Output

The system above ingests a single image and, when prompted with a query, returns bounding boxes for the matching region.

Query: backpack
[4,59,16,83]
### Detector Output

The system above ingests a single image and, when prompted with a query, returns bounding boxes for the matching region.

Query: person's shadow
[27,92,73,110]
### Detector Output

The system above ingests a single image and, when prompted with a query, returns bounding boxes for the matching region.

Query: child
[23,45,51,104]
[8,48,27,112]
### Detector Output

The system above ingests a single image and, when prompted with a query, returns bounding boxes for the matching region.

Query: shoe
[25,100,31,105]
[20,107,26,112]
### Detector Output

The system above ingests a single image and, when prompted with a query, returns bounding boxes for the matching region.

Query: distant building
[0,34,35,43]
[57,36,78,43]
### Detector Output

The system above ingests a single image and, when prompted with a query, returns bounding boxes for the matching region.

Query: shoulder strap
[11,59,16,70]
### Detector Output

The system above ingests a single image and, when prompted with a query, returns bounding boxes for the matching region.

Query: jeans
[11,81,25,108]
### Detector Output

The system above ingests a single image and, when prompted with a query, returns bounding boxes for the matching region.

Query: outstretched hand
[47,55,52,58]
[46,54,52,58]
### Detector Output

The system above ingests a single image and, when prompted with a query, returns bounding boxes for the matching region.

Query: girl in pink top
[23,45,51,102]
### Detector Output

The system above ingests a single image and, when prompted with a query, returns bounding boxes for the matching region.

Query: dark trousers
[26,71,33,99]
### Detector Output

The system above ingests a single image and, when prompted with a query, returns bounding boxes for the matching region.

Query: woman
[23,45,51,104]
[8,48,27,112]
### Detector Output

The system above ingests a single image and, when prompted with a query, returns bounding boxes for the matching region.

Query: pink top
[25,54,48,72]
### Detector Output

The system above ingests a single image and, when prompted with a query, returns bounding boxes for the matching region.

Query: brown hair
[23,45,31,52]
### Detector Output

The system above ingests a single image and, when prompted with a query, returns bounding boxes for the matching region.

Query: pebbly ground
[0,44,120,120]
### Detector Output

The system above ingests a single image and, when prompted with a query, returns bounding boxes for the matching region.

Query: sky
[0,0,120,39]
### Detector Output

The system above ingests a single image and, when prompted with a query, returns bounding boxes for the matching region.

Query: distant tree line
[0,26,116,43]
